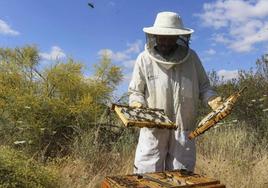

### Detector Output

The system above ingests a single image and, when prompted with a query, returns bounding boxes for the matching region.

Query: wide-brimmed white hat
[143,12,194,35]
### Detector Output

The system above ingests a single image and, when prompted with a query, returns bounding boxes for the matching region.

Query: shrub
[0,46,123,158]
[0,146,59,188]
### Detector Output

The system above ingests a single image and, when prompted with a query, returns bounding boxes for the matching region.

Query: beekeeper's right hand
[130,101,143,108]
[208,96,223,110]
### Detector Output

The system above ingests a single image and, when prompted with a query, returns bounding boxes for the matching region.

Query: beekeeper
[128,12,222,173]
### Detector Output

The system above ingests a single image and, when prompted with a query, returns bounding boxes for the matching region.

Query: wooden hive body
[101,170,225,188]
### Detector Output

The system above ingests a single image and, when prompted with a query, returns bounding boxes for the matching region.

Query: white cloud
[212,33,232,44]
[205,48,216,55]
[39,46,66,61]
[125,40,143,54]
[122,59,136,69]
[98,49,130,62]
[108,1,115,6]
[198,0,268,52]
[98,40,143,68]
[0,19,20,36]
[217,69,239,80]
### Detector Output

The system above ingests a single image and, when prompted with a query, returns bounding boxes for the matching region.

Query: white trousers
[134,128,196,173]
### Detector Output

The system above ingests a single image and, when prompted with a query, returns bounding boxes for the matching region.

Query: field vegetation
[0,46,267,187]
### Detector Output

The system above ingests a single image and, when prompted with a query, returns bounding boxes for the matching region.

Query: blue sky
[1,0,268,95]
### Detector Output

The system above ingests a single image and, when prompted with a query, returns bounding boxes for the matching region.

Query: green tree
[0,45,123,158]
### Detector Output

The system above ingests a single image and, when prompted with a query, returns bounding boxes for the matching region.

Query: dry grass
[196,154,268,188]
[52,123,268,188]
[195,122,268,188]
[54,150,135,188]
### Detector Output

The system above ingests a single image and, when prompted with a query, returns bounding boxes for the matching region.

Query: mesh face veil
[145,33,191,66]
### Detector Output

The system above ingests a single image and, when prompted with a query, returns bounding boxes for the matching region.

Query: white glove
[130,101,143,108]
[208,96,223,110]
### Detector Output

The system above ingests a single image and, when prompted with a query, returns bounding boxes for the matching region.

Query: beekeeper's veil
[143,12,194,69]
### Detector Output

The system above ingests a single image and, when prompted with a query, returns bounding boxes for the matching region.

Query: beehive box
[112,104,177,129]
[101,170,225,188]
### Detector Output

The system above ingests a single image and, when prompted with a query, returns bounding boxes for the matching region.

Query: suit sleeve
[193,51,217,104]
[128,53,146,106]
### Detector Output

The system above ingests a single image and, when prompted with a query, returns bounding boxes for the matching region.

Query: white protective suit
[128,44,216,173]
